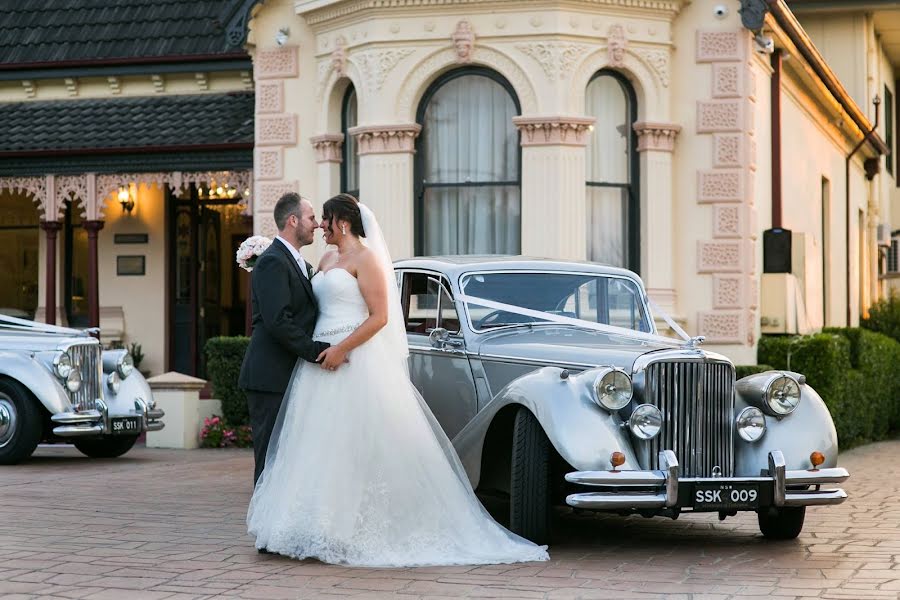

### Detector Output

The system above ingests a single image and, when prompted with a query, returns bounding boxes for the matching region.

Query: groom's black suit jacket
[238,239,329,394]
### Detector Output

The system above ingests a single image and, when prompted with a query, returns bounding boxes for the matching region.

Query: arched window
[341,84,359,197]
[585,71,639,271]
[415,68,520,255]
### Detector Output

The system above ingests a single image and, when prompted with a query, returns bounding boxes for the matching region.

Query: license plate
[693,482,760,510]
[111,417,141,435]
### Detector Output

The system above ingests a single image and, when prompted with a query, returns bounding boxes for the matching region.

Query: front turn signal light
[610,451,626,470]
[810,451,825,470]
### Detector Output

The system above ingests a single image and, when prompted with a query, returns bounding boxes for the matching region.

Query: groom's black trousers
[246,390,284,486]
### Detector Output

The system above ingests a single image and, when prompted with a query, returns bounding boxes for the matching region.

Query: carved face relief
[607,24,627,67]
[451,20,475,63]
[331,36,348,75]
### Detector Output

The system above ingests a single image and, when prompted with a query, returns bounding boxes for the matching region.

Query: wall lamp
[118,187,135,214]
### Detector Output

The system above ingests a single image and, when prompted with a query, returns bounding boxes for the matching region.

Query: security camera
[713,5,729,19]
[754,32,774,54]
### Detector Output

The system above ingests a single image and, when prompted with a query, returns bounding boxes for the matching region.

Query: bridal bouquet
[236,235,272,272]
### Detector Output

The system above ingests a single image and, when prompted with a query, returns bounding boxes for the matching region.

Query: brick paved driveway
[1,440,898,600]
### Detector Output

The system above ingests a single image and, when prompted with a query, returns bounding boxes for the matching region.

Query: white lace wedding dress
[246,266,549,567]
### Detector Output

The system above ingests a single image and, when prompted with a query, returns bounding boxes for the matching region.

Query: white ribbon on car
[0,313,90,336]
[456,293,705,349]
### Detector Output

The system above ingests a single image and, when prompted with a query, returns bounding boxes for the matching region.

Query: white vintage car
[0,316,163,463]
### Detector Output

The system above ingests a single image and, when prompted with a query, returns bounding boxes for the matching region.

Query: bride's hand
[317,346,349,371]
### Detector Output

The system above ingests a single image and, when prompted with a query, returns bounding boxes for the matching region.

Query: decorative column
[513,116,595,260]
[82,220,104,328]
[350,124,421,259]
[634,122,682,316]
[311,133,343,195]
[40,221,62,325]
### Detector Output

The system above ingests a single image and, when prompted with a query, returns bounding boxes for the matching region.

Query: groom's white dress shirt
[275,235,309,280]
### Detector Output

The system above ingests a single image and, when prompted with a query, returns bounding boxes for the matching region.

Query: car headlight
[593,368,633,411]
[628,404,662,440]
[736,406,766,442]
[66,368,82,393]
[107,371,121,394]
[53,351,73,378]
[766,375,801,415]
[117,352,134,378]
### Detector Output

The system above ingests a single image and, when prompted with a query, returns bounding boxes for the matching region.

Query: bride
[246,193,549,567]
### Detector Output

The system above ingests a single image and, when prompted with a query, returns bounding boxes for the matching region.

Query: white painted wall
[97,185,167,375]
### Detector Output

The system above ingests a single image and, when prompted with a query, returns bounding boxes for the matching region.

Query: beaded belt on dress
[314,321,363,340]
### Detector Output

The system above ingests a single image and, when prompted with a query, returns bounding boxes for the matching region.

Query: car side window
[401,272,460,335]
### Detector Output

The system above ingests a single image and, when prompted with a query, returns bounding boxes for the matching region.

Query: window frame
[585,69,641,274]
[413,67,522,256]
[399,269,462,336]
[340,83,359,197]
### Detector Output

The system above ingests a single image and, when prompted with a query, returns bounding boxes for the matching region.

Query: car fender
[103,368,154,416]
[0,350,70,415]
[453,366,637,489]
[735,375,839,476]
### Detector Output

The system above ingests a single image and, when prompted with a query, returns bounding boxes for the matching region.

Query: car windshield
[460,271,652,333]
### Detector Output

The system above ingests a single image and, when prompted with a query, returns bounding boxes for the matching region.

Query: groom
[239,193,331,487]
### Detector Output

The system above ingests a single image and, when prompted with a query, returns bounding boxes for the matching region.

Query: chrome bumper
[51,397,165,437]
[565,450,848,511]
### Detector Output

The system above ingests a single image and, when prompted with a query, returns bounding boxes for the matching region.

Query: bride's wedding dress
[246,266,549,567]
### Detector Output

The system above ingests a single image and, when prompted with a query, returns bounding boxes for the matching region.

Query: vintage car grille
[644,360,735,478]
[68,343,102,412]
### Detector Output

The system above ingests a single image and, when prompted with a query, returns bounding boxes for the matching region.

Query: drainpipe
[845,96,880,326]
[771,49,783,229]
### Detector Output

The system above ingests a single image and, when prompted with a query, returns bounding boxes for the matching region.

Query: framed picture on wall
[117,255,145,276]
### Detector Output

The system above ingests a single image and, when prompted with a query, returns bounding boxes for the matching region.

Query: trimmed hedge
[735,364,774,380]
[862,294,900,345]
[758,329,900,448]
[204,336,251,427]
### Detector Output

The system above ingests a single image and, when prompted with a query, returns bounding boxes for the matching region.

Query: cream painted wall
[97,185,167,376]
[799,14,868,110]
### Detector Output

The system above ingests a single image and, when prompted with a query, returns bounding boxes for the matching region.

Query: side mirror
[429,327,449,348]
[428,327,463,350]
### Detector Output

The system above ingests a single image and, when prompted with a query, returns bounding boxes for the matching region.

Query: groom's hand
[316,346,349,371]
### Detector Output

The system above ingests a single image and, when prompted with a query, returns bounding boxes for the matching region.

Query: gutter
[765,0,888,155]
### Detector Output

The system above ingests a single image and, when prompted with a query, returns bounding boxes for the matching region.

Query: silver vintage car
[0,315,163,464]
[396,257,848,543]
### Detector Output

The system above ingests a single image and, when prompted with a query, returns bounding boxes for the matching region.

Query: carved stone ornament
[310,134,345,163]
[516,42,590,82]
[348,124,422,154]
[354,49,415,96]
[331,36,348,76]
[633,122,681,152]
[451,20,476,64]
[607,24,627,68]
[512,116,596,147]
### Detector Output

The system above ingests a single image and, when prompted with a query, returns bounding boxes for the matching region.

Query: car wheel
[509,407,551,544]
[74,435,139,459]
[0,378,43,465]
[758,506,806,540]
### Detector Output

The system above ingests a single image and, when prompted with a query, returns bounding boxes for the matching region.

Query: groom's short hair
[273,192,303,230]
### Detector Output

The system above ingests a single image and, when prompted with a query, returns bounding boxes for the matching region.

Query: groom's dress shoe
[257,547,272,555]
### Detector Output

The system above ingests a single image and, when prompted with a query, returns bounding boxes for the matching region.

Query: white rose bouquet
[236,235,273,272]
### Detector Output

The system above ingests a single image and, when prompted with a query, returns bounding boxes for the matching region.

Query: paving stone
[2,443,897,599]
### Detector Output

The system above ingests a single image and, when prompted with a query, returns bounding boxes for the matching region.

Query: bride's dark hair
[322,193,365,238]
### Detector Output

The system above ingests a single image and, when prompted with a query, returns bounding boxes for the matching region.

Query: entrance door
[168,185,250,377]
